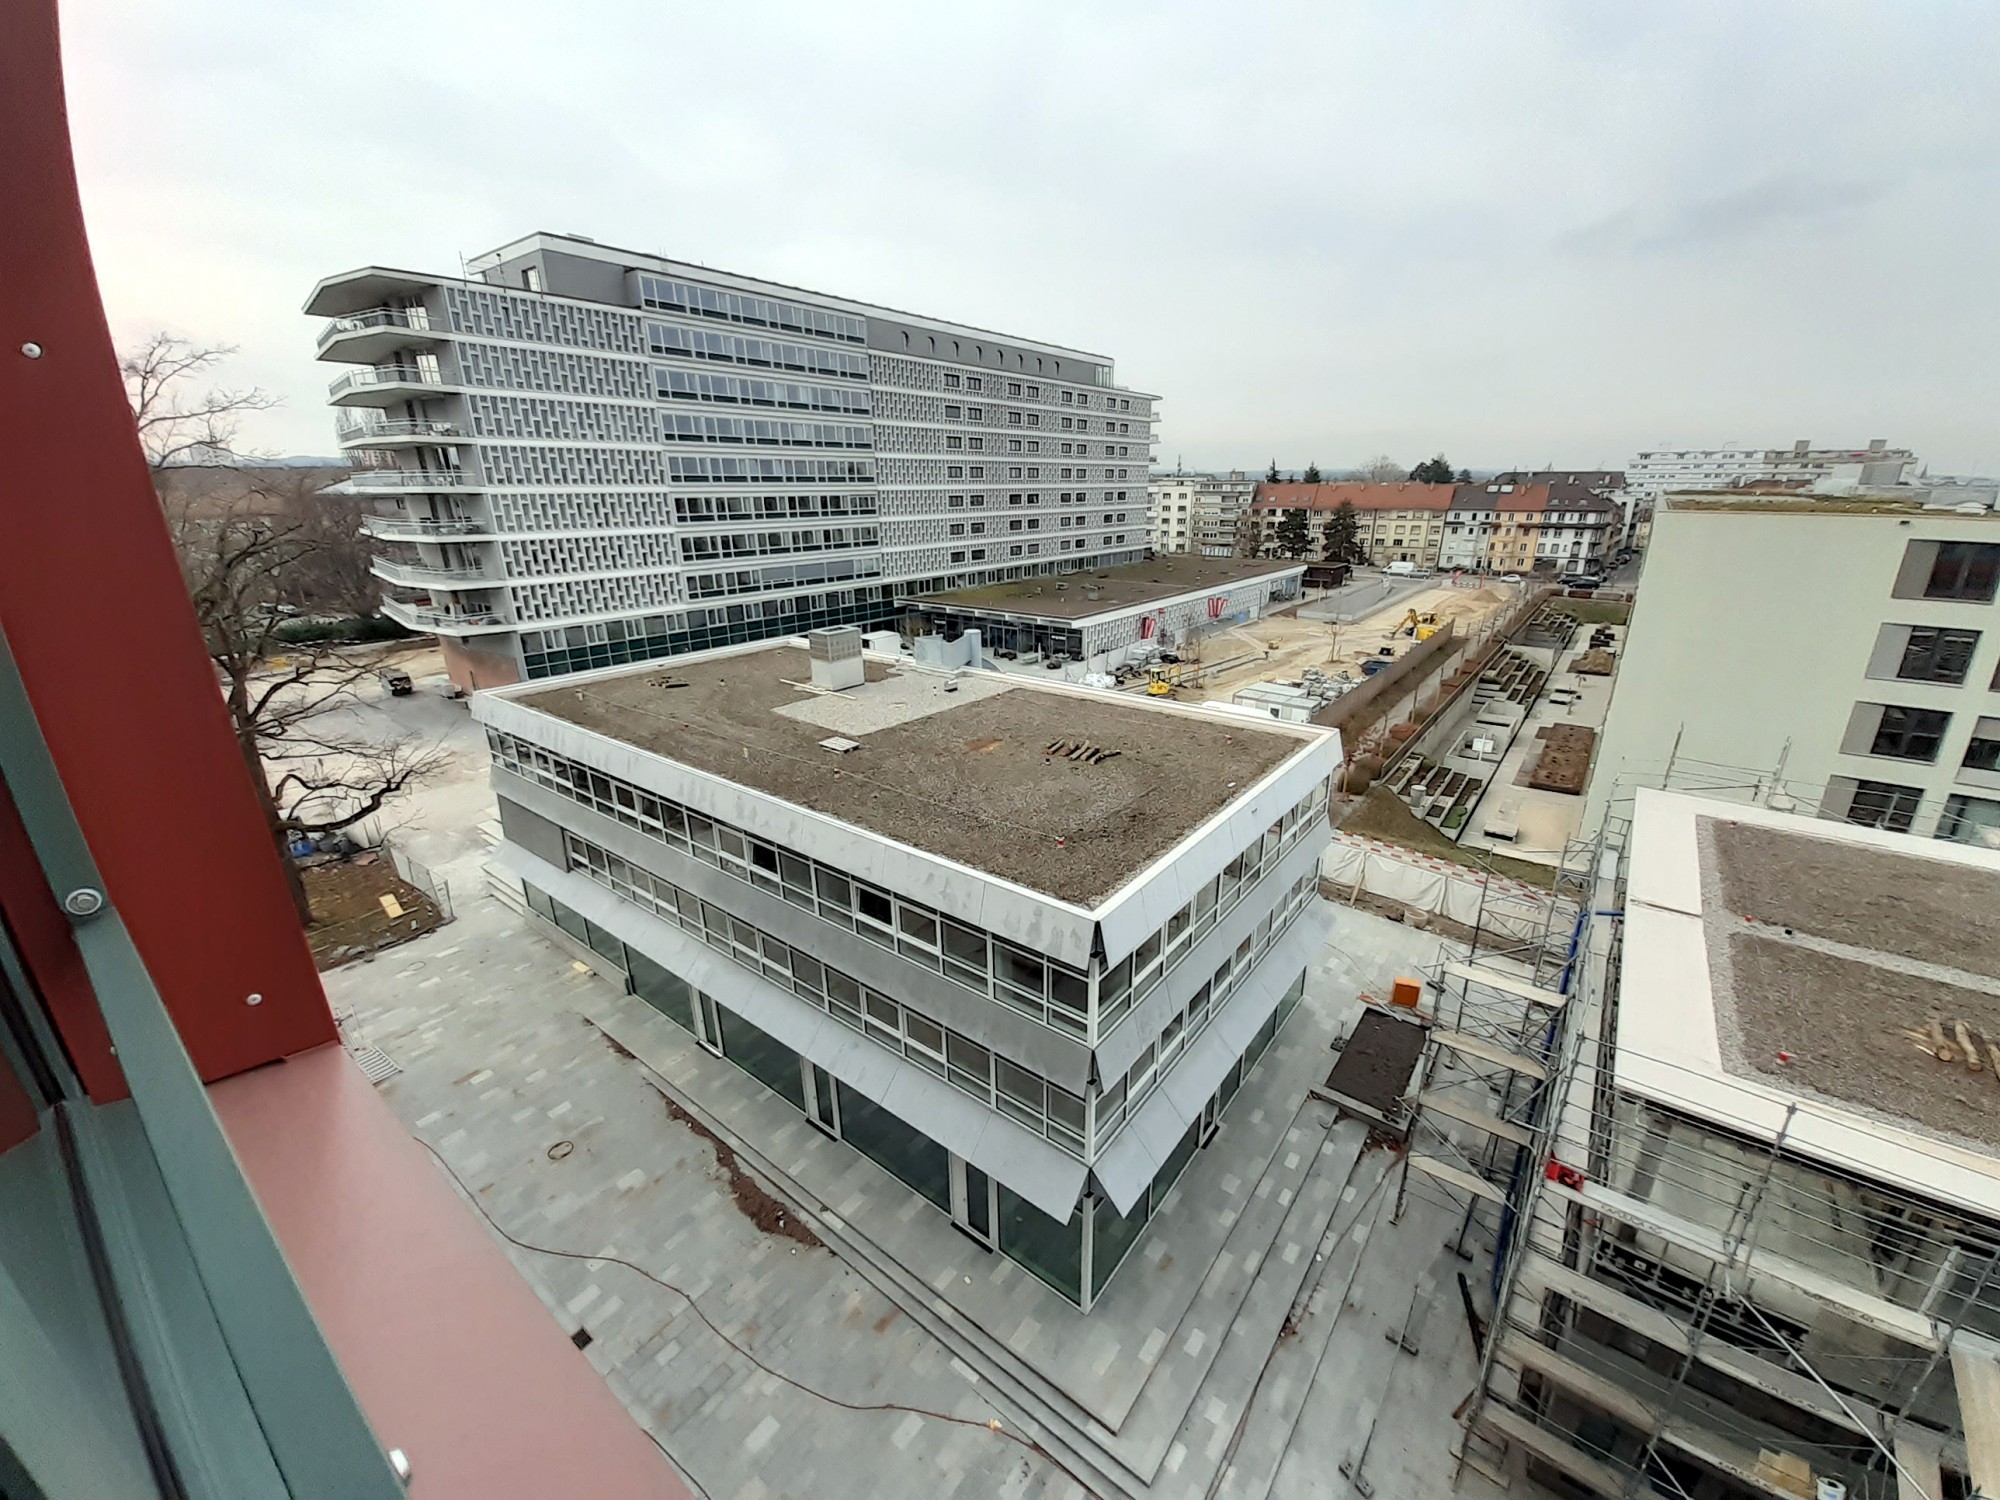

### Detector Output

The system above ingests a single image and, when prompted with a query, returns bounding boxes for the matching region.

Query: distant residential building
[1583,490,2000,847]
[1490,469,1636,552]
[1147,470,1256,556]
[1247,482,1454,566]
[1626,439,1915,503]
[308,232,1156,689]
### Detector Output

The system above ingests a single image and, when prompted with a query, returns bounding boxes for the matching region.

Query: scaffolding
[1452,822,2000,1500]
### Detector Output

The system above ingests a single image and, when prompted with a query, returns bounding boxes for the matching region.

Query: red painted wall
[0,2,337,1093]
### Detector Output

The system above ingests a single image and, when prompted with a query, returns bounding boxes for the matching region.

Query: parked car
[1561,573,1606,589]
[1498,573,1523,584]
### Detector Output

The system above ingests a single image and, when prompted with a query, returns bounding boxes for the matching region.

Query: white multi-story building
[307,233,1157,687]
[1583,493,2000,846]
[1626,439,1914,503]
[1147,470,1256,556]
[476,630,1338,1309]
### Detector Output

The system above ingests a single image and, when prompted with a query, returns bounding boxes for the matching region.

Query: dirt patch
[1721,936,2000,1150]
[1324,1008,1428,1116]
[1526,724,1596,795]
[303,858,444,969]
[650,1085,823,1251]
[1709,819,2000,978]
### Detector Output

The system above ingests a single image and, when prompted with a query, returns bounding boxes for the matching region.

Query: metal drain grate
[350,1046,401,1085]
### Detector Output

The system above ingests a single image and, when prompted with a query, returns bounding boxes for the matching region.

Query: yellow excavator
[1397,609,1441,642]
[1146,665,1176,697]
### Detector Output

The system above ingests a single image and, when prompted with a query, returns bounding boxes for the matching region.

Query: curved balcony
[380,596,511,636]
[329,469,471,495]
[326,364,454,408]
[316,306,452,363]
[360,515,492,541]
[335,417,465,449]
[369,557,502,589]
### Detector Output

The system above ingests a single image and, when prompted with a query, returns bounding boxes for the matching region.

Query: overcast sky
[62,1,2000,474]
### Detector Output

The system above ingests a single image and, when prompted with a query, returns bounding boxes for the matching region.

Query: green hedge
[272,615,413,644]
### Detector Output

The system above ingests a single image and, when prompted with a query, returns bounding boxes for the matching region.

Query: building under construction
[1332,787,2000,1500]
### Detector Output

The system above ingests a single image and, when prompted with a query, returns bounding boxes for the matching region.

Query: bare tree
[133,337,442,923]
[1355,455,1408,483]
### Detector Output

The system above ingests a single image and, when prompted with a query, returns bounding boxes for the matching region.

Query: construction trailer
[1445,788,2000,1500]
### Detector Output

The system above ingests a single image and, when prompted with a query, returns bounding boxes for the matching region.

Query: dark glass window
[1870,705,1949,762]
[1965,725,2000,774]
[997,1186,1083,1304]
[627,949,696,1033]
[1845,779,1922,833]
[717,1006,808,1113]
[834,1082,949,1210]
[1898,627,1979,684]
[1926,542,2000,603]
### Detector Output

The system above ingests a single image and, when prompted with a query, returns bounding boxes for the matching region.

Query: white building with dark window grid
[307,233,1158,688]
[476,631,1338,1309]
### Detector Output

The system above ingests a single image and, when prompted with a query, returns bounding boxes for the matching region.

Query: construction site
[1319,785,2000,1500]
[1132,579,1522,714]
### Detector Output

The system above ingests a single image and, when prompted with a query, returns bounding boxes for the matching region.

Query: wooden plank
[377,892,405,918]
[1951,1332,2000,1500]
[1407,1152,1507,1205]
[1443,959,1568,1010]
[1431,1028,1549,1080]
[1478,1403,1626,1498]
[1419,1090,1536,1147]
[1523,1257,1890,1442]
[1498,1331,1659,1433]
[1893,1426,1944,1500]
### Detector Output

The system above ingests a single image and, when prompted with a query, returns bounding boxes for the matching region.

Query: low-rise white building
[477,631,1338,1309]
[1583,493,2000,845]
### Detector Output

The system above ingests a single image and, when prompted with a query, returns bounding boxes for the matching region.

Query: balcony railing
[327,365,446,400]
[381,596,508,633]
[369,557,498,587]
[335,418,464,446]
[337,469,468,491]
[361,515,487,540]
[316,306,446,351]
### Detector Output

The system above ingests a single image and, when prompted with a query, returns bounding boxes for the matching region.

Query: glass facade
[834,1080,950,1211]
[627,948,696,1032]
[718,1009,808,1114]
[522,877,1313,1312]
[998,1185,1084,1304]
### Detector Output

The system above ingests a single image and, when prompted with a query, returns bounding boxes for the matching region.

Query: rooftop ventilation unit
[807,626,865,691]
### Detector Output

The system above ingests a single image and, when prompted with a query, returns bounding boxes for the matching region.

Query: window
[1965,718,2000,774]
[1870,704,1949,763]
[1845,778,1923,832]
[944,373,960,389]
[966,376,982,392]
[1939,794,2000,847]
[1906,540,2000,603]
[1899,627,1980,684]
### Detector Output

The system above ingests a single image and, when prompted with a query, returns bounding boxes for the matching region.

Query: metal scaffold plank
[1431,1028,1549,1080]
[1443,959,1569,1010]
[1407,1152,1507,1205]
[1499,1331,1659,1433]
[1419,1089,1536,1146]
[1950,1332,2000,1500]
[1893,1426,1944,1500]
[1477,1404,1625,1498]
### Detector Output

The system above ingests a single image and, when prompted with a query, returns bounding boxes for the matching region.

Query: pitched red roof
[1250,481,1457,513]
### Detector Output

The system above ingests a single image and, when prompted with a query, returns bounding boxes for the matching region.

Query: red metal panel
[0,2,337,1090]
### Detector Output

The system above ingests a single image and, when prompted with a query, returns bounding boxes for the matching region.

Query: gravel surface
[524,646,1302,907]
[1710,819,2000,978]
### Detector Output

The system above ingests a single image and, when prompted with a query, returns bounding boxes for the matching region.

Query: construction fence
[1320,832,1575,944]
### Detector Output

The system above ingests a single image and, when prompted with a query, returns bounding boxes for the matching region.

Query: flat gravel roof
[517,645,1306,907]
